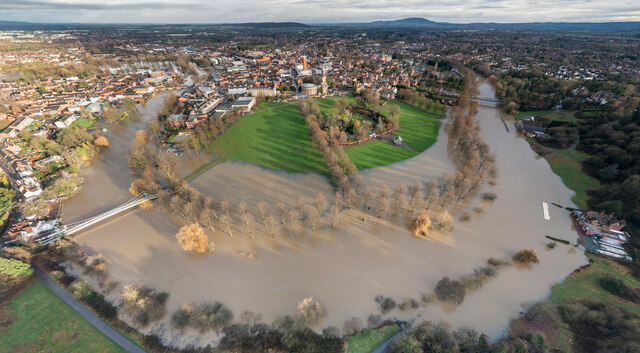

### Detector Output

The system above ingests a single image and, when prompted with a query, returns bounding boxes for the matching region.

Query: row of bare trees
[301,99,362,193]
[446,65,497,204]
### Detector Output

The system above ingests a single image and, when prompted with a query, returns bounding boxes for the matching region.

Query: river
[66,79,588,347]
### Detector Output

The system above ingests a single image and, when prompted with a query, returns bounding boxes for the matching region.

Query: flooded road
[69,79,587,347]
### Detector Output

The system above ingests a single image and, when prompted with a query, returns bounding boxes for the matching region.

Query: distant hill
[366,17,446,27]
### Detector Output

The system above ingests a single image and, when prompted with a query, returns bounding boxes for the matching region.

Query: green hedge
[0,257,33,277]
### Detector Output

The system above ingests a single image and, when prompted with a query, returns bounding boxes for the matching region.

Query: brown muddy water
[65,80,587,347]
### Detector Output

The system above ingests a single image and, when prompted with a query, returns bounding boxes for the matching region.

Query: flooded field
[67,80,588,347]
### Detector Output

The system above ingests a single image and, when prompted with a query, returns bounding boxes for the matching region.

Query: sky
[1,0,639,24]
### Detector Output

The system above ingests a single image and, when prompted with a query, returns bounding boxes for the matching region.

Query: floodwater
[68,79,588,347]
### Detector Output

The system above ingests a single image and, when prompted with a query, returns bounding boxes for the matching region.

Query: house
[515,120,549,138]
[167,114,186,128]
[231,96,256,112]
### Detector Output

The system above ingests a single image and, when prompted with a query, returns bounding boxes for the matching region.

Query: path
[33,267,147,353]
[371,328,409,353]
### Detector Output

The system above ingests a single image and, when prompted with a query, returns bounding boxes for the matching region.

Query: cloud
[1,0,638,23]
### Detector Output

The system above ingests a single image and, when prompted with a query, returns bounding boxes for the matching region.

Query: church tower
[321,70,329,96]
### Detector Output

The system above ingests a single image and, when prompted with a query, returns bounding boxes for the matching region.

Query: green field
[345,324,402,353]
[345,140,418,170]
[346,100,441,170]
[0,280,123,353]
[204,103,329,174]
[550,253,640,314]
[538,148,599,209]
[70,117,92,129]
[204,98,442,174]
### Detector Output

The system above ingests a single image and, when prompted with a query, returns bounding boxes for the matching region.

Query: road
[34,267,147,353]
[371,328,408,353]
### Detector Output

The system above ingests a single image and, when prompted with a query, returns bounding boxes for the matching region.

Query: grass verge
[0,279,124,353]
[345,324,402,353]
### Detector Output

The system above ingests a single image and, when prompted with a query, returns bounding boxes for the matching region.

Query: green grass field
[538,148,599,209]
[345,324,402,353]
[550,253,640,314]
[0,279,124,353]
[204,98,442,174]
[346,100,441,170]
[70,117,92,129]
[204,104,329,175]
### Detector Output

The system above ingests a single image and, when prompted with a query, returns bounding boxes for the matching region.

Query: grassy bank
[536,147,599,209]
[345,324,402,353]
[550,253,640,314]
[0,279,124,353]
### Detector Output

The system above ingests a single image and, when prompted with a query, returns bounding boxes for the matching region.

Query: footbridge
[471,97,502,107]
[35,192,156,246]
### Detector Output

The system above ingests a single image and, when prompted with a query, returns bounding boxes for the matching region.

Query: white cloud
[1,0,639,23]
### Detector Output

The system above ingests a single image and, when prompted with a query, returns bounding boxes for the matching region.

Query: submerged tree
[175,224,210,253]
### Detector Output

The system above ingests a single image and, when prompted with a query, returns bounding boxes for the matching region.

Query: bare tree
[334,192,344,210]
[241,212,255,238]
[374,194,389,219]
[182,201,199,224]
[203,197,218,220]
[361,186,373,209]
[219,214,233,237]
[409,189,425,214]
[327,204,342,228]
[306,206,322,231]
[220,200,233,218]
[346,188,358,209]
[238,201,249,217]
[424,179,439,209]
[256,201,270,227]
[391,184,408,215]
[313,193,328,215]
[265,214,278,237]
[287,209,301,236]
[407,182,421,208]
[296,197,307,221]
[276,202,287,224]
[200,208,216,233]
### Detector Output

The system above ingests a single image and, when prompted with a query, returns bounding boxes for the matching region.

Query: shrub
[482,192,497,201]
[1,246,32,263]
[69,279,93,300]
[459,212,472,222]
[171,302,233,332]
[434,277,466,305]
[175,224,210,253]
[431,211,453,233]
[296,297,327,326]
[375,295,397,313]
[0,257,33,277]
[409,214,431,237]
[398,298,420,311]
[599,275,640,303]
[121,285,169,326]
[342,317,363,336]
[94,136,110,147]
[367,314,382,328]
[512,249,540,265]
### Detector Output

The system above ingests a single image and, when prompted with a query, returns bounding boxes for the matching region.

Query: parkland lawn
[346,100,441,170]
[204,103,329,174]
[205,98,442,174]
[345,324,402,353]
[0,279,123,353]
